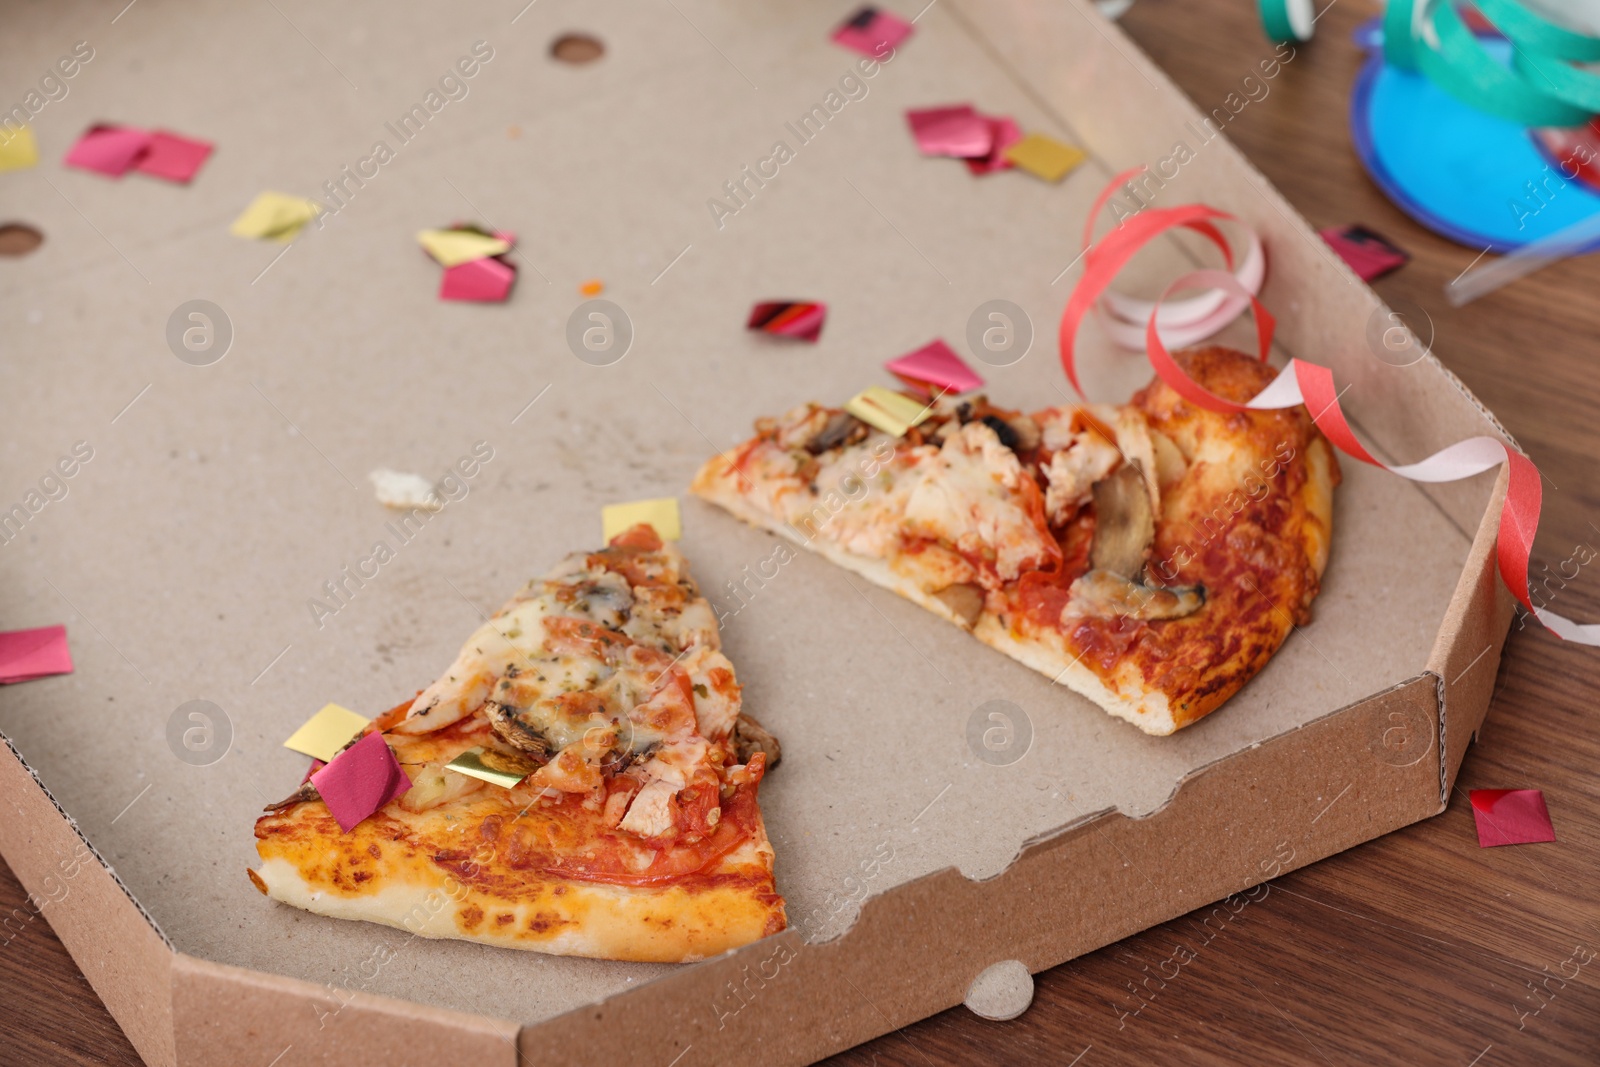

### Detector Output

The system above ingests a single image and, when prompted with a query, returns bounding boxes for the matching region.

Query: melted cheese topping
[705,403,1056,595]
[390,537,741,843]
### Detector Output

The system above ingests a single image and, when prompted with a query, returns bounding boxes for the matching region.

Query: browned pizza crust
[691,347,1339,734]
[253,788,782,963]
[988,347,1339,733]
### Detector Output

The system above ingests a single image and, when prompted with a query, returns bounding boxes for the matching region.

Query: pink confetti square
[310,732,410,833]
[965,115,1022,175]
[886,339,984,397]
[747,301,827,342]
[63,124,152,177]
[0,624,73,684]
[133,130,213,183]
[907,105,992,158]
[1319,224,1410,282]
[832,7,914,57]
[439,256,517,302]
[1470,789,1556,848]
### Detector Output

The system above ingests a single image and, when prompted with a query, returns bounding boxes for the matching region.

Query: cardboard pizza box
[0,1,1513,1063]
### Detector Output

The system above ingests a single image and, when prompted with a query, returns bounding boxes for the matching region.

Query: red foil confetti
[747,301,827,342]
[1470,789,1557,848]
[63,124,153,177]
[132,130,214,183]
[965,115,1023,175]
[310,732,411,833]
[831,6,914,58]
[906,105,993,158]
[1319,224,1410,282]
[886,338,984,396]
[0,624,73,684]
[64,123,212,181]
[440,256,517,302]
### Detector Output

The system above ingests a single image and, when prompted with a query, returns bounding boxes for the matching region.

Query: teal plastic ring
[1474,0,1600,62]
[1257,0,1314,43]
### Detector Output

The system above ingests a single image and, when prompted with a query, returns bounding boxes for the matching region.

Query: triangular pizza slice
[691,346,1337,735]
[252,524,786,962]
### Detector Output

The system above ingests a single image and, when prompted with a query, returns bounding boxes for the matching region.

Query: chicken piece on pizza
[689,396,1060,629]
[252,525,786,963]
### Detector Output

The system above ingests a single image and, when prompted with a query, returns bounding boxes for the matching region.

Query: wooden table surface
[3,1,1596,1064]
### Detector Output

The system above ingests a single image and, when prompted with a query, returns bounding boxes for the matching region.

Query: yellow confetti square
[416,228,510,267]
[446,747,529,789]
[230,191,322,242]
[1004,133,1087,183]
[602,497,682,543]
[0,125,39,173]
[844,386,934,438]
[282,703,371,762]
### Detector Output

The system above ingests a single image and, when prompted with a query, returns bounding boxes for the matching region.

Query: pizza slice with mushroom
[691,346,1338,734]
[252,524,785,962]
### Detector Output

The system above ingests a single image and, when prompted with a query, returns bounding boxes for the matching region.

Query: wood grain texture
[0,864,146,1066]
[2,1,1597,1065]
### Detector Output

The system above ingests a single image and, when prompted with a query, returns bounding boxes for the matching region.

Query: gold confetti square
[282,703,371,762]
[844,386,934,437]
[446,747,530,789]
[230,191,322,242]
[601,497,682,543]
[0,125,39,173]
[417,228,510,267]
[1004,133,1087,183]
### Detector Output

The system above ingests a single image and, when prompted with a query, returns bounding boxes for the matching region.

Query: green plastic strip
[1258,0,1313,43]
[1475,0,1600,62]
[1384,0,1423,71]
[1415,1,1593,126]
[1512,44,1600,113]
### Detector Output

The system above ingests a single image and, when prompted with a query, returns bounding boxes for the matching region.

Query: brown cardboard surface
[1429,469,1517,799]
[0,0,1509,1061]
[171,953,519,1067]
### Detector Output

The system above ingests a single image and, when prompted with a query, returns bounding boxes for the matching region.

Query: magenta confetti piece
[747,301,827,342]
[831,6,914,58]
[133,130,214,183]
[1319,224,1410,282]
[965,115,1022,175]
[63,124,153,177]
[0,624,73,684]
[1470,788,1556,848]
[886,339,984,397]
[310,732,410,833]
[439,255,517,302]
[906,105,992,158]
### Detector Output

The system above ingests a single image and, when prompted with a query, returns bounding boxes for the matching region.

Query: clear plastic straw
[1446,210,1600,307]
